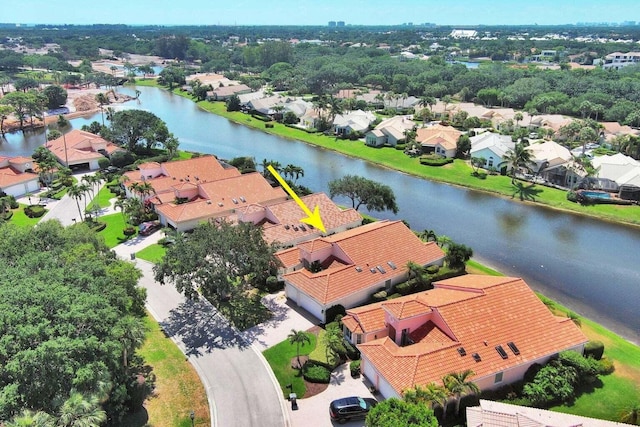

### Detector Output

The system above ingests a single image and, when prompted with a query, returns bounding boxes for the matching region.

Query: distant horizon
[2,0,638,27]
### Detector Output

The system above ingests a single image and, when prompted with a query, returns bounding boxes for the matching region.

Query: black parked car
[329,396,377,424]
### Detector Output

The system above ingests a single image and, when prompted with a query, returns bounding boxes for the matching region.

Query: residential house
[592,153,640,186]
[343,275,587,399]
[416,124,461,157]
[153,172,288,232]
[469,132,514,171]
[602,51,640,70]
[46,129,123,170]
[234,192,362,247]
[383,95,420,111]
[467,400,630,427]
[245,95,285,117]
[276,220,445,322]
[0,156,40,197]
[600,121,639,144]
[333,110,376,136]
[208,84,252,101]
[365,116,415,147]
[527,140,584,187]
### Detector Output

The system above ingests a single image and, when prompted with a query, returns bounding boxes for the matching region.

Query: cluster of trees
[0,221,148,424]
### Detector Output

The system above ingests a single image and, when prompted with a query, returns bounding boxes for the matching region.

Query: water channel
[2,85,639,344]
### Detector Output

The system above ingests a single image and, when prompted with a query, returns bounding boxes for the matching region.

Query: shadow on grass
[511,182,543,201]
[119,407,149,427]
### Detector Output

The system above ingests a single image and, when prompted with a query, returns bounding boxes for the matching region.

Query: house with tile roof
[208,84,252,101]
[467,399,629,427]
[527,140,585,187]
[46,129,123,170]
[276,220,445,322]
[416,124,462,158]
[365,116,415,147]
[234,192,362,247]
[0,156,40,197]
[342,275,587,399]
[469,132,514,171]
[332,110,376,136]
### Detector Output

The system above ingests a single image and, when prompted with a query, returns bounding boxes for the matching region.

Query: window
[488,157,494,167]
[495,372,503,384]
[355,334,362,344]
[344,328,352,340]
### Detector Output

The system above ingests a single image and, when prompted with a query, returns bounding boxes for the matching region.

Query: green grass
[87,185,116,210]
[136,243,166,264]
[263,332,317,398]
[175,150,194,160]
[466,260,504,276]
[121,314,210,427]
[9,204,46,227]
[96,212,135,248]
[148,83,640,227]
[308,329,334,365]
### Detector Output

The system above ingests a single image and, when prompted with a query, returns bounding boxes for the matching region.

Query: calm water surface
[2,86,638,343]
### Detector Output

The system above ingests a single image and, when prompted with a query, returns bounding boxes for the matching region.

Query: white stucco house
[0,156,40,197]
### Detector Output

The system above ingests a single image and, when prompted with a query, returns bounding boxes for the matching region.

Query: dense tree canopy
[153,220,278,301]
[328,175,399,214]
[0,221,147,424]
[108,109,169,152]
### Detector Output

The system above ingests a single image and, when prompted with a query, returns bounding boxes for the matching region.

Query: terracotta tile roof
[156,173,287,224]
[356,275,587,395]
[274,247,300,269]
[8,156,33,164]
[0,165,39,188]
[416,125,461,150]
[383,300,432,320]
[281,221,445,305]
[46,129,122,164]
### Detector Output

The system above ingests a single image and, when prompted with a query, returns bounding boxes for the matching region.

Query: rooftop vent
[507,341,520,356]
[495,345,508,360]
[218,202,223,207]
[472,353,482,362]
[299,224,306,231]
[206,200,212,204]
[376,265,387,274]
[355,266,363,272]
[239,196,246,202]
[387,261,397,270]
[284,225,290,230]
[370,268,377,274]
[457,347,466,357]
[232,198,238,204]
[293,226,298,231]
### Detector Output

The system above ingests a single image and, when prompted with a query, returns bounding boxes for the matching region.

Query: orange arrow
[267,165,326,233]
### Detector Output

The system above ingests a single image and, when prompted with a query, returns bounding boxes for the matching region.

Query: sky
[4,0,638,27]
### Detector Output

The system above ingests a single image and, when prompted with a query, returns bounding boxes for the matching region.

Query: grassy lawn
[136,243,166,264]
[96,212,136,249]
[121,314,210,427]
[546,300,640,422]
[87,185,116,210]
[263,332,317,398]
[9,204,46,227]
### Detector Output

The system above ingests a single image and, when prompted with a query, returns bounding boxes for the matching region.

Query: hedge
[303,361,331,383]
[584,340,605,360]
[420,156,454,166]
[24,205,46,218]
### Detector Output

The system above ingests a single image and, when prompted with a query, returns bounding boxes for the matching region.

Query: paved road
[36,178,288,427]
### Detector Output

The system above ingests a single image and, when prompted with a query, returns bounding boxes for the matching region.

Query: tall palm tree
[322,323,344,364]
[67,184,85,220]
[514,112,523,127]
[288,329,311,368]
[57,392,106,427]
[443,370,480,417]
[499,142,536,185]
[114,316,147,367]
[57,115,70,166]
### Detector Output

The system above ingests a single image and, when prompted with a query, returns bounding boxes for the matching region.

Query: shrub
[2,211,13,221]
[123,226,137,236]
[596,357,615,375]
[425,265,440,274]
[584,340,605,360]
[303,362,331,383]
[371,290,387,302]
[265,122,274,128]
[395,143,406,150]
[91,222,107,232]
[325,305,346,324]
[110,151,136,168]
[98,157,111,170]
[24,205,46,218]
[8,196,18,209]
[343,339,360,361]
[558,350,598,383]
[420,155,454,166]
[395,281,415,295]
[263,276,282,293]
[350,360,361,377]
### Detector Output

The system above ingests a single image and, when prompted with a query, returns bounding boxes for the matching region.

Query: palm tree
[514,112,523,127]
[261,159,282,179]
[443,370,479,417]
[114,198,128,224]
[57,392,106,427]
[418,229,438,243]
[57,115,70,166]
[288,329,311,368]
[403,383,447,415]
[5,409,55,427]
[67,184,85,220]
[619,403,640,425]
[499,142,536,185]
[322,323,345,364]
[114,316,147,367]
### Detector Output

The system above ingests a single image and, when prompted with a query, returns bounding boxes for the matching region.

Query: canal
[2,85,639,343]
